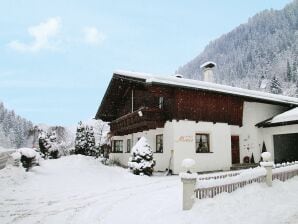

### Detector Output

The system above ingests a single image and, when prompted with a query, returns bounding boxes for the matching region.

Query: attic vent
[175,74,183,78]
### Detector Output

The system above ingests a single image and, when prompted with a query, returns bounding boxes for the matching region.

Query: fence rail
[195,175,266,199]
[194,162,298,200]
[197,171,241,181]
[273,169,298,182]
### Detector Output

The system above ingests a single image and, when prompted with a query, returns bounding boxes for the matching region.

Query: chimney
[175,74,183,78]
[200,61,216,82]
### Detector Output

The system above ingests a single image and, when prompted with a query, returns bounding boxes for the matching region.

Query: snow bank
[1,155,298,224]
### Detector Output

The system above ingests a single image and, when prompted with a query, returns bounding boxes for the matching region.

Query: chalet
[95,64,298,174]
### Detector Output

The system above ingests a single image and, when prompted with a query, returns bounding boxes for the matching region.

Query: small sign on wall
[176,136,194,143]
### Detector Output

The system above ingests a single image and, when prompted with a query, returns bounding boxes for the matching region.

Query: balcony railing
[110,107,166,136]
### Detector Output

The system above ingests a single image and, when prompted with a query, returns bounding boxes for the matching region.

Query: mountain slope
[0,102,33,149]
[177,0,298,96]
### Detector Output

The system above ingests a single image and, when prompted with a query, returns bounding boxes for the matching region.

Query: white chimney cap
[200,61,216,69]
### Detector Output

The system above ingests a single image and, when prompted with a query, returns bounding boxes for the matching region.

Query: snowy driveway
[1,155,298,224]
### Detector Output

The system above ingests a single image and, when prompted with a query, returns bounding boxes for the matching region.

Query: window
[156,134,163,153]
[127,139,132,153]
[159,96,164,109]
[195,134,210,153]
[113,140,123,153]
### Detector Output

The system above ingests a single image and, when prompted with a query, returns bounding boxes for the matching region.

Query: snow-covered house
[95,66,298,174]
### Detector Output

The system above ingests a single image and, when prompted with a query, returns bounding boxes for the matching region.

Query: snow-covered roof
[114,70,298,106]
[271,107,298,123]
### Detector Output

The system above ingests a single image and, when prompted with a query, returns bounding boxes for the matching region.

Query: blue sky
[0,0,292,126]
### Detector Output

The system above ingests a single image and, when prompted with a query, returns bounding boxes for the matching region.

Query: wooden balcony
[110,107,166,136]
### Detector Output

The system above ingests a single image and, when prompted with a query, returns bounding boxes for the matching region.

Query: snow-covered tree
[270,76,282,94]
[86,126,97,156]
[48,131,59,159]
[38,130,51,158]
[75,121,87,155]
[128,137,155,176]
[0,101,33,148]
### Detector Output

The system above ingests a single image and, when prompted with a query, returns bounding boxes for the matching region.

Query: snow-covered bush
[48,131,59,159]
[128,137,155,176]
[10,148,41,171]
[38,130,51,158]
[38,129,65,159]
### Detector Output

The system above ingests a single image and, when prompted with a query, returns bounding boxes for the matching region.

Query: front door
[231,136,240,164]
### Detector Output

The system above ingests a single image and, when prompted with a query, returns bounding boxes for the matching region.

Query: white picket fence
[194,161,298,200]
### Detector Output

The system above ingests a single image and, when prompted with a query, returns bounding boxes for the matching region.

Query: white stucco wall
[109,101,290,174]
[171,120,232,174]
[109,121,174,172]
[231,102,287,163]
[259,124,298,161]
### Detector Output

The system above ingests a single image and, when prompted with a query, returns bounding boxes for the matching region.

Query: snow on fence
[195,167,266,199]
[197,170,241,181]
[272,162,298,182]
[180,157,298,211]
[194,161,298,200]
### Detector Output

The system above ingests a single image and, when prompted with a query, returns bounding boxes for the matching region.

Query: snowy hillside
[177,0,298,96]
[0,102,33,149]
[1,155,298,224]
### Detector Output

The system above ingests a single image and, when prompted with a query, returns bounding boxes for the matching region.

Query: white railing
[180,160,298,210]
[195,167,266,199]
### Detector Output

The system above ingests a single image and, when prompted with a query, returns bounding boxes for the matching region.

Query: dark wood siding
[173,88,243,126]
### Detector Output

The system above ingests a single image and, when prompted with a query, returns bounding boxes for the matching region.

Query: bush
[11,148,41,171]
[128,137,155,176]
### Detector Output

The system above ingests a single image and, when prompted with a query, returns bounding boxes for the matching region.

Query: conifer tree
[75,121,87,155]
[86,126,96,156]
[48,131,59,159]
[287,61,292,82]
[128,137,155,176]
[38,130,51,158]
[270,76,282,94]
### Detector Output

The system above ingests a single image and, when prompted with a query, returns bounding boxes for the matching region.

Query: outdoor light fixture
[138,111,143,117]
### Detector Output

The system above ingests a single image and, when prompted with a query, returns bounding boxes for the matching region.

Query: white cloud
[83,27,105,46]
[8,17,61,52]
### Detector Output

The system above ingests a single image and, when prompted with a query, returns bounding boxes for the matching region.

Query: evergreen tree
[287,61,292,82]
[128,137,155,176]
[250,153,255,164]
[75,121,87,155]
[86,126,96,156]
[0,101,33,148]
[270,76,282,94]
[48,131,59,159]
[38,129,51,158]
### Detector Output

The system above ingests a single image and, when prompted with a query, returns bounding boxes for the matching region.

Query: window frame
[126,139,131,153]
[158,96,164,109]
[113,140,123,153]
[156,134,163,153]
[195,133,211,153]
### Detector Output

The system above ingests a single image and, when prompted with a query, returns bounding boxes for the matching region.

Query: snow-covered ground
[1,155,298,224]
